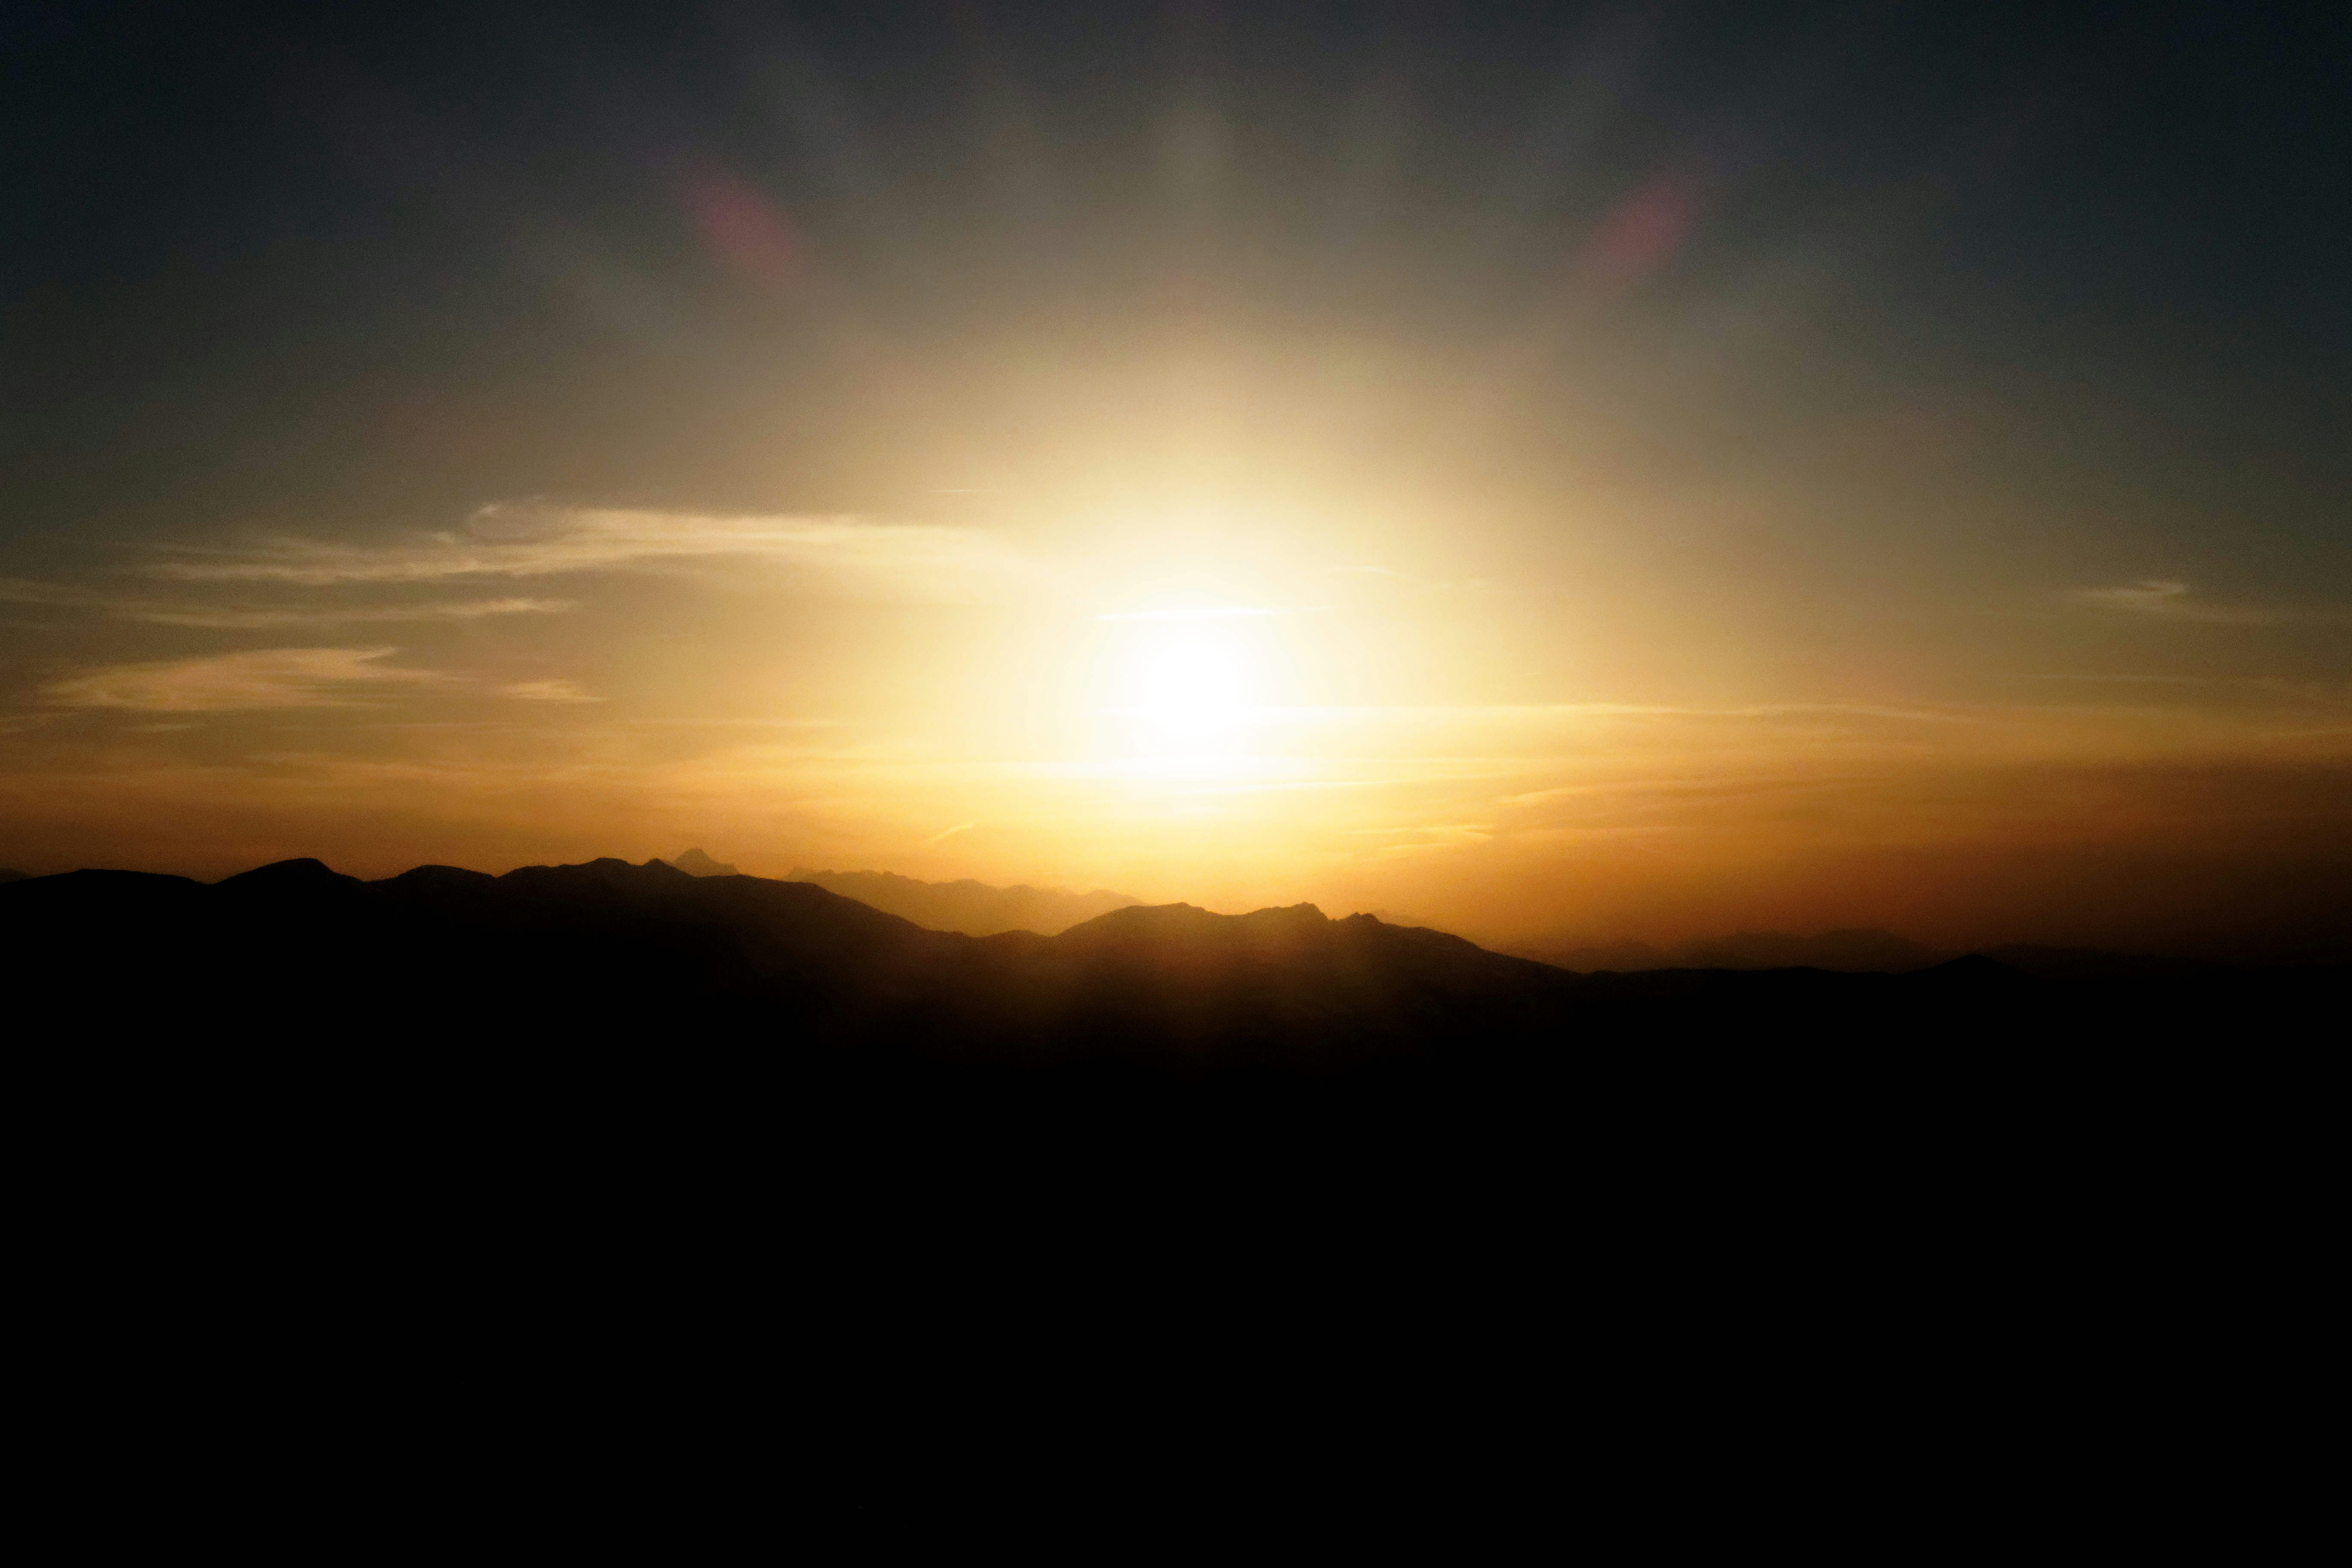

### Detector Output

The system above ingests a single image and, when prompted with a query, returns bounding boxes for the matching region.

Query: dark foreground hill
[8,850,2335,1216]
[1527,927,1948,973]
[12,854,2329,1306]
[6,852,2330,1524]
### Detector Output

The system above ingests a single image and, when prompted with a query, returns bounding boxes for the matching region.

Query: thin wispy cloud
[149,506,1041,603]
[125,597,577,629]
[1354,823,1496,860]
[40,648,450,712]
[0,577,573,628]
[1320,564,1507,595]
[1094,606,1305,621]
[498,679,602,702]
[0,578,89,606]
[2072,580,2288,625]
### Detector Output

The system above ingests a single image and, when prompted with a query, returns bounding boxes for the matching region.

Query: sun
[1138,634,1248,738]
[1055,573,1312,767]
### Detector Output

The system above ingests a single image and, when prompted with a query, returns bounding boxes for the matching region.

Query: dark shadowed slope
[1526,928,1946,973]
[10,853,2334,1422]
[785,867,1139,936]
[1022,902,1579,1053]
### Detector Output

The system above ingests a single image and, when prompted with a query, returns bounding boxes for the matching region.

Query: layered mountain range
[6,854,2314,1068]
[5,855,1567,1060]
[777,867,1138,937]
[673,849,1141,935]
[10,854,2326,1351]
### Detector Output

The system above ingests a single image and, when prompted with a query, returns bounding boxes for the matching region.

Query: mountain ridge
[6,856,2328,1069]
[3,856,1571,1060]
[781,866,1141,937]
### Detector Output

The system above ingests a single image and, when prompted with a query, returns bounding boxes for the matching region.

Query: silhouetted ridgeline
[3,856,1567,1062]
[781,866,1139,937]
[6,856,2330,1068]
[1527,928,1947,973]
[10,852,2328,1471]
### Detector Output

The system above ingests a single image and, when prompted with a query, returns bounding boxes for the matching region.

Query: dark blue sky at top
[3,1,2344,581]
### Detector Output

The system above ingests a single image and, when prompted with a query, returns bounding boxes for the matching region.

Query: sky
[4,1,2348,958]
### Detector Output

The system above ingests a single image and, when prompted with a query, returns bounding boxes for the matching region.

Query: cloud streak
[1093,606,1306,621]
[123,597,577,629]
[498,679,602,702]
[0,578,89,607]
[2072,580,2288,625]
[40,648,450,712]
[148,506,1041,603]
[0,577,573,628]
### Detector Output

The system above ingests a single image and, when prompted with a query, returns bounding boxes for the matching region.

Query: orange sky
[6,474,2348,959]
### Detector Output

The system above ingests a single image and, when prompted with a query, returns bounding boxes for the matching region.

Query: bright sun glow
[1138,635,1248,737]
[1062,564,1321,772]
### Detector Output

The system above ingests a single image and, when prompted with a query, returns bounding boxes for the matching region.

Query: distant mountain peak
[784,867,1140,936]
[671,848,738,877]
[495,857,697,892]
[1060,900,1337,949]
[380,864,496,887]
[217,858,355,890]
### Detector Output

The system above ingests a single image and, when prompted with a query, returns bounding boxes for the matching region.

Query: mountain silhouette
[0,856,1583,1067]
[10,851,2328,1409]
[669,848,738,877]
[9,855,2316,1071]
[784,867,1139,936]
